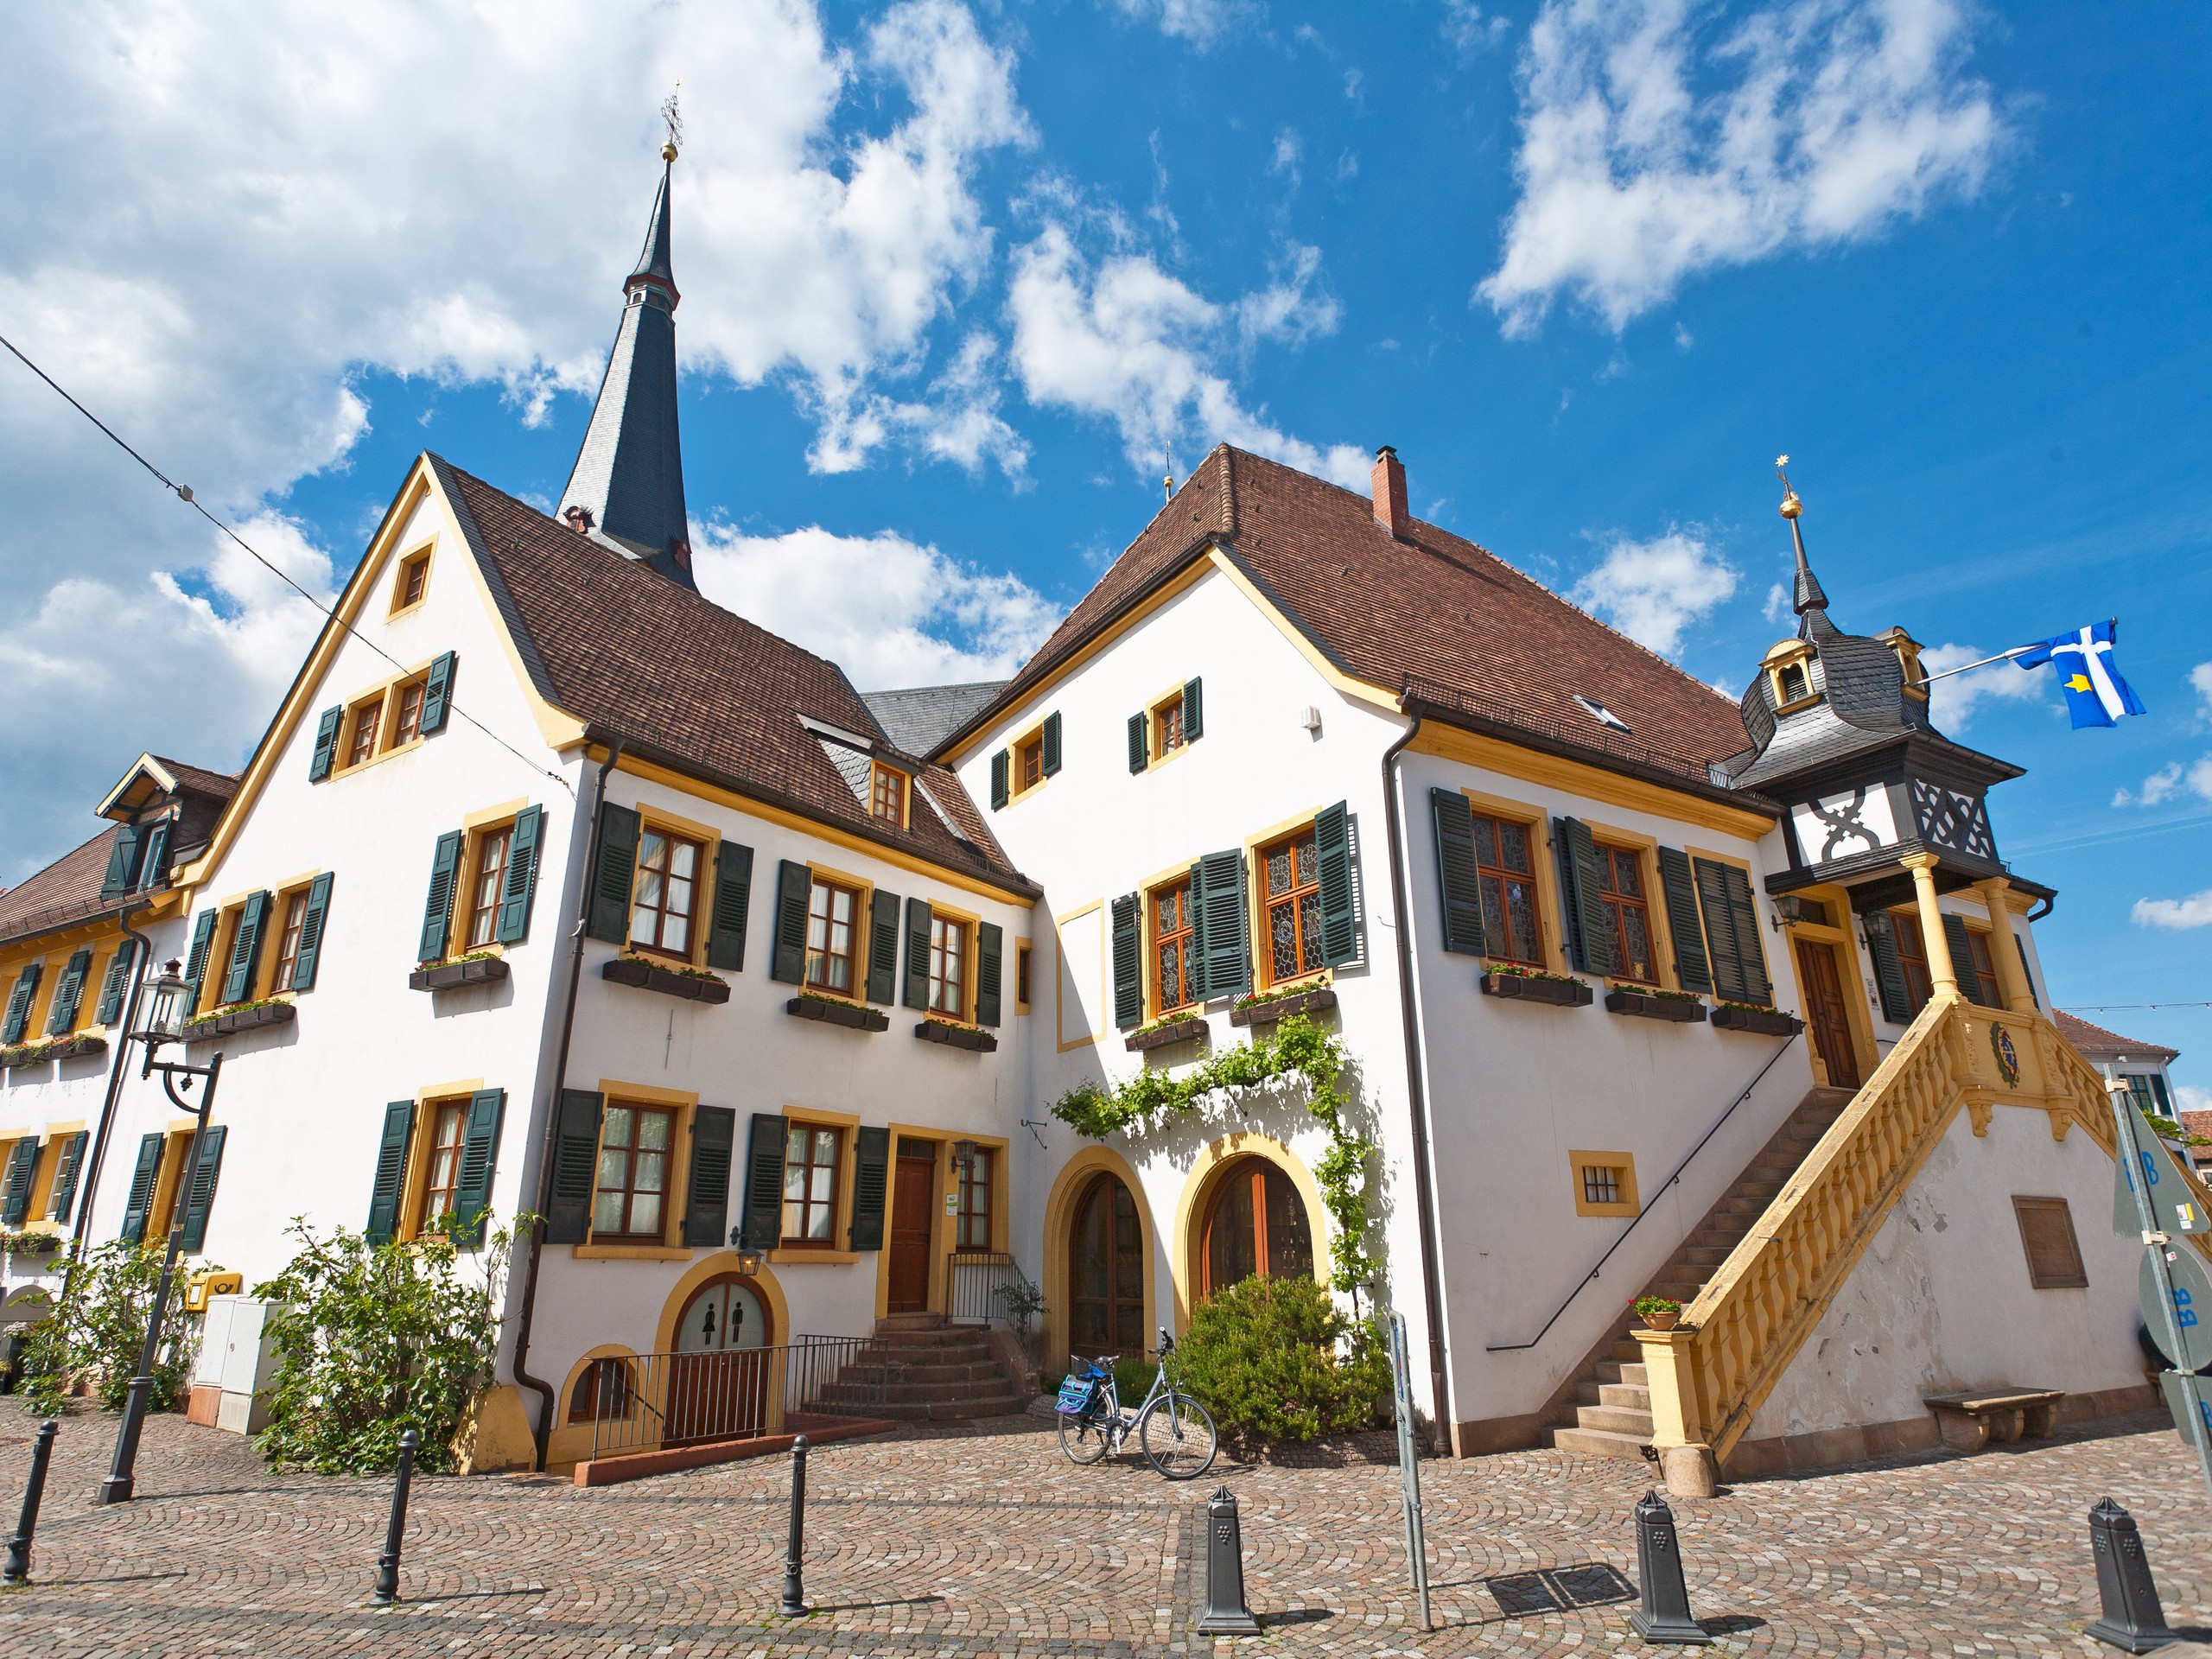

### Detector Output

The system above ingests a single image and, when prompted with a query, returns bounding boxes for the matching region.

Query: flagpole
[1919,646,2032,684]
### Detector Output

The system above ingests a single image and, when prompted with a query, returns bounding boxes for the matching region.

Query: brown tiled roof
[148,757,240,798]
[2052,1007,2180,1063]
[430,457,1030,893]
[0,827,126,945]
[941,445,1754,774]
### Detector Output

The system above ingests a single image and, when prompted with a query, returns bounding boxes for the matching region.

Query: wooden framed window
[2127,1075,2173,1116]
[344,697,383,769]
[391,679,428,748]
[1471,812,1544,966]
[1018,734,1045,793]
[391,548,431,613]
[928,915,968,1017]
[466,824,513,950]
[781,1123,841,1246]
[1891,912,1936,1014]
[1583,1165,1623,1205]
[2012,1195,2088,1289]
[1015,941,1032,1012]
[1571,1150,1639,1217]
[1962,926,2002,1007]
[416,1100,467,1231]
[592,1102,674,1242]
[1152,877,1198,1014]
[1153,695,1186,760]
[569,1357,633,1423]
[956,1147,993,1250]
[869,764,907,827]
[805,877,860,995]
[1200,1157,1314,1299]
[628,829,702,960]
[1595,844,1656,983]
[270,890,310,989]
[1260,829,1326,985]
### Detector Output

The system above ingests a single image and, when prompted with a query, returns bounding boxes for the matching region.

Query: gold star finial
[1776,453,1802,520]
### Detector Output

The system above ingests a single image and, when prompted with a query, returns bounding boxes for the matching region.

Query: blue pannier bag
[1056,1376,1096,1416]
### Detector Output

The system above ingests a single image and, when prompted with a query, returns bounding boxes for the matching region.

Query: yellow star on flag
[2067,673,2092,692]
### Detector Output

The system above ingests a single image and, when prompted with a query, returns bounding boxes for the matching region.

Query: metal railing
[943,1249,1020,1326]
[575,1335,882,1462]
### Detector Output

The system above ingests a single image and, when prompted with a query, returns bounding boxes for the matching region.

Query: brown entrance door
[1068,1172,1144,1358]
[1794,938,1861,1090]
[886,1138,938,1313]
[665,1275,772,1445]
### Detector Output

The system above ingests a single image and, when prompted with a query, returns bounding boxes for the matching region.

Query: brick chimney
[1371,446,1410,538]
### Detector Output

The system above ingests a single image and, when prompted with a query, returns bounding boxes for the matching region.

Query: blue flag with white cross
[2012,620,2146,728]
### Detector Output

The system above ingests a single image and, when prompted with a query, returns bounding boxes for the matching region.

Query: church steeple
[1777,454,1828,629]
[558,136,695,590]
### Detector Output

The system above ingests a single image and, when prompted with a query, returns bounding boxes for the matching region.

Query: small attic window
[1573,695,1631,734]
[1777,661,1811,704]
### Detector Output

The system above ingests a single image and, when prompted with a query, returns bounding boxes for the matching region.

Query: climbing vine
[1052,1014,1377,1292]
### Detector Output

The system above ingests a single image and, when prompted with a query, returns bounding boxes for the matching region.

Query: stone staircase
[1549,1086,1855,1461]
[815,1313,1030,1423]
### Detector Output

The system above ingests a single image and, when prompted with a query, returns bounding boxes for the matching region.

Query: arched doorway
[1199,1156,1314,1300]
[666,1274,772,1445]
[1068,1172,1145,1359]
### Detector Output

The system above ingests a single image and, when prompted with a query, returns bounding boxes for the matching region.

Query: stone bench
[1923,1386,2066,1453]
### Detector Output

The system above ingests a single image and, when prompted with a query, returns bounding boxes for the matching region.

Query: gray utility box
[192,1296,283,1436]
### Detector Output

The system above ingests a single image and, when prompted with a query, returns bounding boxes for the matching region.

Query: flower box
[601,957,731,1005]
[182,1001,297,1042]
[1605,989,1707,1024]
[2,1034,108,1068]
[1126,1016,1208,1052]
[3,1233,60,1256]
[1230,986,1338,1027]
[1711,1003,1803,1037]
[1479,971,1592,1007]
[409,957,510,992]
[916,1020,997,1053]
[786,996,888,1033]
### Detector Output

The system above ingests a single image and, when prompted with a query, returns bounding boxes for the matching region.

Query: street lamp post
[97,964,222,1508]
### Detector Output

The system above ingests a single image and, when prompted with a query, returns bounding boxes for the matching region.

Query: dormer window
[1763,641,1820,713]
[1777,661,1809,703]
[869,762,908,828]
[1878,626,1930,701]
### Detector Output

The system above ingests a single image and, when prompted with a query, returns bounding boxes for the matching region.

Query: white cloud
[1569,530,1739,658]
[1444,1,1512,56]
[2192,662,2212,723]
[2113,755,2212,810]
[1270,129,1303,189]
[1764,582,1789,623]
[2133,889,2212,931]
[691,523,1059,691]
[1479,0,2005,336]
[1006,225,1367,485]
[2180,1085,2212,1115]
[1107,0,1255,50]
[1918,641,2050,731]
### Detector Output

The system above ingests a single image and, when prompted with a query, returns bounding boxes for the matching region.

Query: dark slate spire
[1777,459,1828,627]
[558,141,695,589]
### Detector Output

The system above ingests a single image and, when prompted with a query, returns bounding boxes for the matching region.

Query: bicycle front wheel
[1058,1408,1116,1465]
[1138,1393,1217,1480]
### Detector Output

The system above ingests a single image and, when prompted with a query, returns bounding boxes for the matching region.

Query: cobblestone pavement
[0,1402,2209,1656]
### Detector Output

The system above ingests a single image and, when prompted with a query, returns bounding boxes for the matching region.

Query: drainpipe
[1379,706,1453,1449]
[69,895,156,1255]
[510,734,623,1471]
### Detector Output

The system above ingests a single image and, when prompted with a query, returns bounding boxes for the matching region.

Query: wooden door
[1068,1173,1145,1358]
[1794,938,1861,1091]
[665,1276,772,1445]
[887,1138,938,1313]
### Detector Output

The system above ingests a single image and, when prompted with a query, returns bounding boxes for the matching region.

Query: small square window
[2012,1195,2087,1289]
[1570,1149,1638,1217]
[1018,736,1045,791]
[392,550,430,613]
[1153,696,1186,760]
[1581,1165,1624,1207]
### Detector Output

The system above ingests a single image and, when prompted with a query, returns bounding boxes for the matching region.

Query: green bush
[20,1241,207,1415]
[251,1215,518,1475]
[1174,1274,1390,1452]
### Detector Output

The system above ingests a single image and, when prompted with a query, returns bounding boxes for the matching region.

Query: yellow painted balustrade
[1638,995,2158,1486]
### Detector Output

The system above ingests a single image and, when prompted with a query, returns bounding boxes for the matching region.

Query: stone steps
[806,1316,1027,1425]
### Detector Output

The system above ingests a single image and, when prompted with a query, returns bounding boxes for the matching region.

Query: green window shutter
[866,889,902,1004]
[681,1105,737,1248]
[1429,789,1486,957]
[1127,713,1148,774]
[290,872,334,992]
[417,832,463,964]
[418,651,457,735]
[2015,935,2039,1008]
[903,898,935,1012]
[47,948,93,1035]
[95,942,137,1027]
[1656,848,1711,994]
[1861,912,1914,1023]
[990,749,1009,810]
[0,1140,37,1226]
[1942,913,1995,1007]
[100,824,142,900]
[1691,858,1769,1005]
[365,1101,416,1245]
[136,821,170,893]
[493,805,544,946]
[182,907,219,1014]
[1041,712,1063,777]
[848,1125,891,1250]
[1,964,40,1046]
[176,1125,228,1253]
[703,838,753,970]
[1724,864,1771,1005]
[449,1088,505,1247]
[1195,849,1251,999]
[543,1089,605,1244]
[1554,818,1618,977]
[770,860,811,984]
[1313,801,1357,967]
[47,1131,89,1224]
[308,705,344,782]
[976,921,1004,1026]
[1110,893,1142,1029]
[118,1133,164,1243]
[586,802,641,944]
[738,1112,789,1250]
[1183,677,1204,741]
[220,890,271,1004]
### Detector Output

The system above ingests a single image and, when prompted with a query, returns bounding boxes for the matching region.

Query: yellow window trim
[1243,807,1343,993]
[779,1105,862,1257]
[1454,786,1572,976]
[575,1243,693,1262]
[575,1086,702,1253]
[1138,861,1203,1022]
[1567,816,1676,993]
[1007,719,1052,804]
[1570,1150,1640,1217]
[867,760,912,830]
[1409,724,1774,842]
[395,1080,486,1243]
[1055,899,1105,1054]
[386,540,437,620]
[1141,680,1198,771]
[1014,940,1033,1015]
[798,862,875,1004]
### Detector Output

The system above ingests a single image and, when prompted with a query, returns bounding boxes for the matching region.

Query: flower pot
[1229,985,1338,1027]
[786,996,889,1033]
[1604,989,1707,1024]
[1640,1309,1681,1332]
[410,957,510,992]
[1126,1016,1208,1052]
[1479,972,1593,1007]
[1710,1004,1802,1037]
[602,958,730,1004]
[915,1020,997,1052]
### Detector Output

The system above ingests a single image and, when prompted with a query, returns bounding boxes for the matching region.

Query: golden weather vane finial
[1776,453,1802,520]
[660,83,683,162]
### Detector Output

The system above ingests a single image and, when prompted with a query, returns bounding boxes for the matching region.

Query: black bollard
[2087,1497,2177,1652]
[1195,1483,1260,1635]
[779,1435,810,1617]
[3,1420,59,1586]
[372,1428,421,1605]
[1627,1489,1711,1646]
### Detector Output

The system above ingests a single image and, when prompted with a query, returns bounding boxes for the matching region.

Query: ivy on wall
[1051,1014,1377,1292]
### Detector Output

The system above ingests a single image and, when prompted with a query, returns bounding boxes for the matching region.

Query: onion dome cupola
[556,137,696,590]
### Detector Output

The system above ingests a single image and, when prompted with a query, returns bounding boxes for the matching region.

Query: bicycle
[1055,1326,1218,1479]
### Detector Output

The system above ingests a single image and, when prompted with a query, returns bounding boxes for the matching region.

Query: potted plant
[1709,1001,1802,1037]
[1478,963,1594,1007]
[1229,982,1339,1027]
[1605,986,1708,1023]
[1125,1014,1208,1052]
[1635,1296,1682,1332]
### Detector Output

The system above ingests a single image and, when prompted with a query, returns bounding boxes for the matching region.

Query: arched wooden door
[1199,1156,1314,1300]
[1067,1173,1144,1359]
[666,1274,772,1445]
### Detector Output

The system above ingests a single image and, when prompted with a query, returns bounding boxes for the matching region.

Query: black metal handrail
[1486,1033,1803,1352]
[944,1249,1020,1326]
[575,1334,882,1461]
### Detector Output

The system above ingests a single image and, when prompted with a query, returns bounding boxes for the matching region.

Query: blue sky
[3,1,2207,1091]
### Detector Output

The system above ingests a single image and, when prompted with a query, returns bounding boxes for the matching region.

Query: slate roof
[431,457,1031,893]
[2052,1008,2181,1064]
[935,444,1753,775]
[862,683,1006,758]
[0,828,128,945]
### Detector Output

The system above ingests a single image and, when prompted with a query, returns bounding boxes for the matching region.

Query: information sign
[2113,1096,2210,1237]
[2141,1243,2212,1374]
